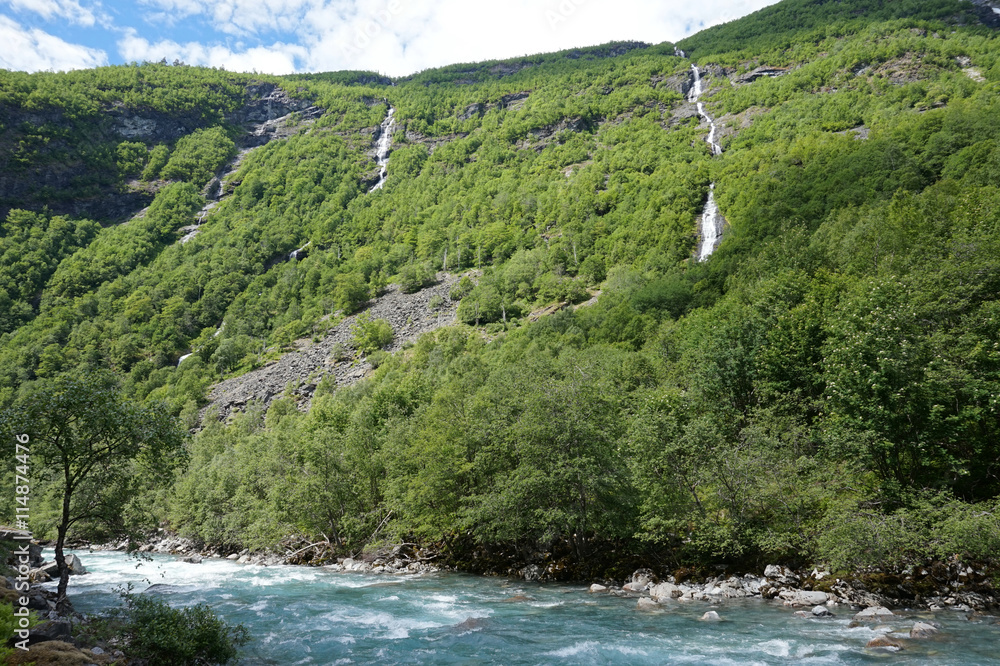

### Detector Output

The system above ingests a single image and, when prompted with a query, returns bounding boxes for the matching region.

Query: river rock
[630,568,654,587]
[865,635,903,650]
[649,582,682,600]
[793,610,812,618]
[226,553,240,560]
[182,555,203,564]
[910,622,939,638]
[854,606,895,622]
[636,597,660,610]
[779,589,829,606]
[764,564,799,585]
[812,605,834,617]
[623,581,648,592]
[700,611,722,621]
[520,564,542,581]
[589,583,608,593]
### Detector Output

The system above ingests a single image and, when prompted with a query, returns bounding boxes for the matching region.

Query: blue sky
[0,0,780,76]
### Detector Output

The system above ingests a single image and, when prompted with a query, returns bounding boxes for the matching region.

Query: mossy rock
[4,640,116,665]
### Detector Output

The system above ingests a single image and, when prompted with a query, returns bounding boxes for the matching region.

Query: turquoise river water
[45,550,1000,665]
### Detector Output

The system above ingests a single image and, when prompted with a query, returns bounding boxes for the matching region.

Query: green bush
[368,350,389,368]
[350,312,394,354]
[449,276,474,301]
[398,261,435,294]
[98,591,249,666]
[161,127,237,188]
[142,144,170,181]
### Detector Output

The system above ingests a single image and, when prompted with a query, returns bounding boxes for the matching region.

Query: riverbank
[83,531,999,613]
[42,549,1000,664]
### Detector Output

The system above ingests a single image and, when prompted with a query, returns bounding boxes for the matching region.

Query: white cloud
[0,14,107,70]
[3,0,98,26]
[128,0,781,76]
[118,28,306,74]
[290,0,782,76]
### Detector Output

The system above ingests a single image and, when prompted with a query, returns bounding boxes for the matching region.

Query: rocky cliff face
[0,83,319,223]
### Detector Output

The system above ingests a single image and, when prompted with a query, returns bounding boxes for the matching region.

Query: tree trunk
[55,485,71,611]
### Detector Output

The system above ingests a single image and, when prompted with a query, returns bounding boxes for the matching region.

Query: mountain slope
[2,0,999,584]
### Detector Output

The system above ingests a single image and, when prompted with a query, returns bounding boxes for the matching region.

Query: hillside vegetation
[2,0,999,580]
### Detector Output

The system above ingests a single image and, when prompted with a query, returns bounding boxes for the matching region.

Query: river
[44,550,1000,665]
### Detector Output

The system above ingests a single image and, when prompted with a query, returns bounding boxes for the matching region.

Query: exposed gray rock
[779,589,828,606]
[520,564,542,581]
[636,597,660,610]
[61,553,87,575]
[649,582,682,600]
[700,610,722,621]
[910,621,939,638]
[732,66,790,84]
[866,635,903,650]
[764,564,799,585]
[812,605,834,617]
[589,583,608,593]
[205,274,467,422]
[26,620,72,646]
[854,606,895,622]
[630,568,654,586]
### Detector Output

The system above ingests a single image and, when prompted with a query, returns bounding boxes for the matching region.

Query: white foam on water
[758,638,791,657]
[327,609,441,640]
[378,595,400,602]
[546,640,601,658]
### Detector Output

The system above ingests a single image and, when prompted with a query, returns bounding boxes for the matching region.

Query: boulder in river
[811,605,834,617]
[182,555,203,564]
[649,582,682,601]
[700,610,722,621]
[636,597,660,611]
[779,589,829,606]
[865,635,904,650]
[854,606,895,622]
[910,622,939,638]
[589,583,608,593]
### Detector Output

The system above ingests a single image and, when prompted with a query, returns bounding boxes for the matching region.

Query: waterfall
[369,106,396,192]
[289,241,311,261]
[689,66,722,156]
[698,185,723,261]
[688,65,725,260]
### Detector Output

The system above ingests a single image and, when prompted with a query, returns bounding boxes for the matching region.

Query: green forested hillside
[2,0,999,579]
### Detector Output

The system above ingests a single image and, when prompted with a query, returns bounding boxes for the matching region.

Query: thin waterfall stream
[687,64,724,260]
[369,106,396,192]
